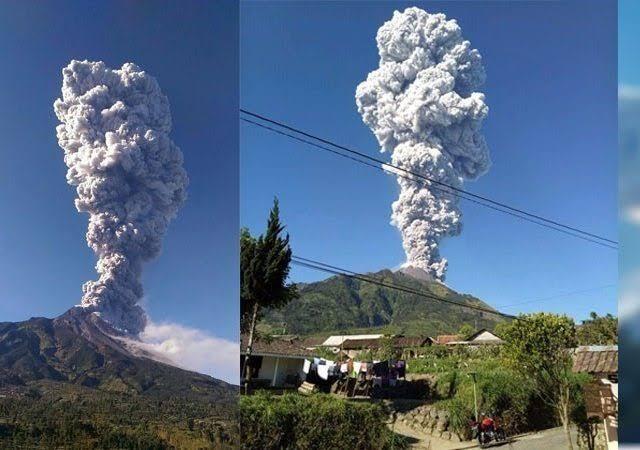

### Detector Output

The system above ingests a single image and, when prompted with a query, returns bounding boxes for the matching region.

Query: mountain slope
[0,307,238,448]
[262,268,504,336]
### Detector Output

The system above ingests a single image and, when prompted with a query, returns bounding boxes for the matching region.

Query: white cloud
[135,322,238,384]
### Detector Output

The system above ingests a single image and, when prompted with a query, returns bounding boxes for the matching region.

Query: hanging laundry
[317,364,330,380]
[373,360,389,377]
[303,359,311,374]
[396,360,406,378]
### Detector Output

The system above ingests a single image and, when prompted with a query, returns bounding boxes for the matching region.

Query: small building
[573,345,618,450]
[441,329,504,346]
[240,335,318,389]
[464,329,504,345]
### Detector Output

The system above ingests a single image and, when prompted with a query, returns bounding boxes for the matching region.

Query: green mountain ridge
[262,268,504,337]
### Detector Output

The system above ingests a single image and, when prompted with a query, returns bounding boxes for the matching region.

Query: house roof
[393,336,435,347]
[340,336,434,350]
[240,335,318,359]
[465,329,502,342]
[573,345,618,374]
[436,334,463,345]
[299,336,326,348]
[341,338,382,350]
[321,334,384,347]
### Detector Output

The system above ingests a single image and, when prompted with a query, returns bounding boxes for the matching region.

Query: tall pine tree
[241,198,297,393]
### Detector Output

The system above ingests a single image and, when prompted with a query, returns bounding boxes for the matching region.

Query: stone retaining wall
[381,400,467,443]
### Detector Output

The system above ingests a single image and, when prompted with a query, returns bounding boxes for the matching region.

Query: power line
[241,109,617,249]
[496,284,616,309]
[291,255,518,320]
[241,116,617,250]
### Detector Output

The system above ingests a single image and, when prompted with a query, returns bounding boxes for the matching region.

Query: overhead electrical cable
[241,116,616,250]
[241,109,617,250]
[496,284,616,309]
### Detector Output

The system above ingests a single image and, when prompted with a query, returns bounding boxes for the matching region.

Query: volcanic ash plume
[54,60,188,334]
[355,7,491,282]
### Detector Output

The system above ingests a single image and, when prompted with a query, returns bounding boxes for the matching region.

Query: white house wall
[256,355,307,387]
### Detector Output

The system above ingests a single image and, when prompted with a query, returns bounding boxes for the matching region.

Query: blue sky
[0,1,239,342]
[241,0,617,322]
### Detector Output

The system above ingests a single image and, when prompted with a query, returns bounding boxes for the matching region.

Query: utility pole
[469,371,478,422]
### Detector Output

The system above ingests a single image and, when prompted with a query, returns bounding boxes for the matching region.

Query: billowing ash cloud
[54,60,188,334]
[356,7,490,281]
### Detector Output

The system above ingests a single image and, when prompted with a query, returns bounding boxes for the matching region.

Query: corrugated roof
[573,345,618,374]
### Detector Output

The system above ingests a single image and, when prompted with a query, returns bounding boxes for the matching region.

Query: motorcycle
[470,416,507,447]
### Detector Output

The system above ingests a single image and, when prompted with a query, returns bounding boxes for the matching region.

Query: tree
[576,312,617,345]
[458,323,475,338]
[501,313,580,450]
[241,199,298,393]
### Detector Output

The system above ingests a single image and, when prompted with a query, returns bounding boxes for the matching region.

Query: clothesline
[302,357,407,381]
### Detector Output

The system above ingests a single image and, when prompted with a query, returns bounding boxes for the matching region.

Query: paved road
[460,426,579,450]
[392,423,579,450]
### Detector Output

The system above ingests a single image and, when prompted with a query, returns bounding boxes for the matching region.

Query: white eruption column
[54,61,188,334]
[356,7,490,281]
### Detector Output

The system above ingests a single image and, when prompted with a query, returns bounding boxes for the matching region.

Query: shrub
[240,392,406,450]
[432,365,556,436]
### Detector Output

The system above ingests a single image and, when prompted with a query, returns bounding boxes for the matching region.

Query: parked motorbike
[470,415,506,447]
